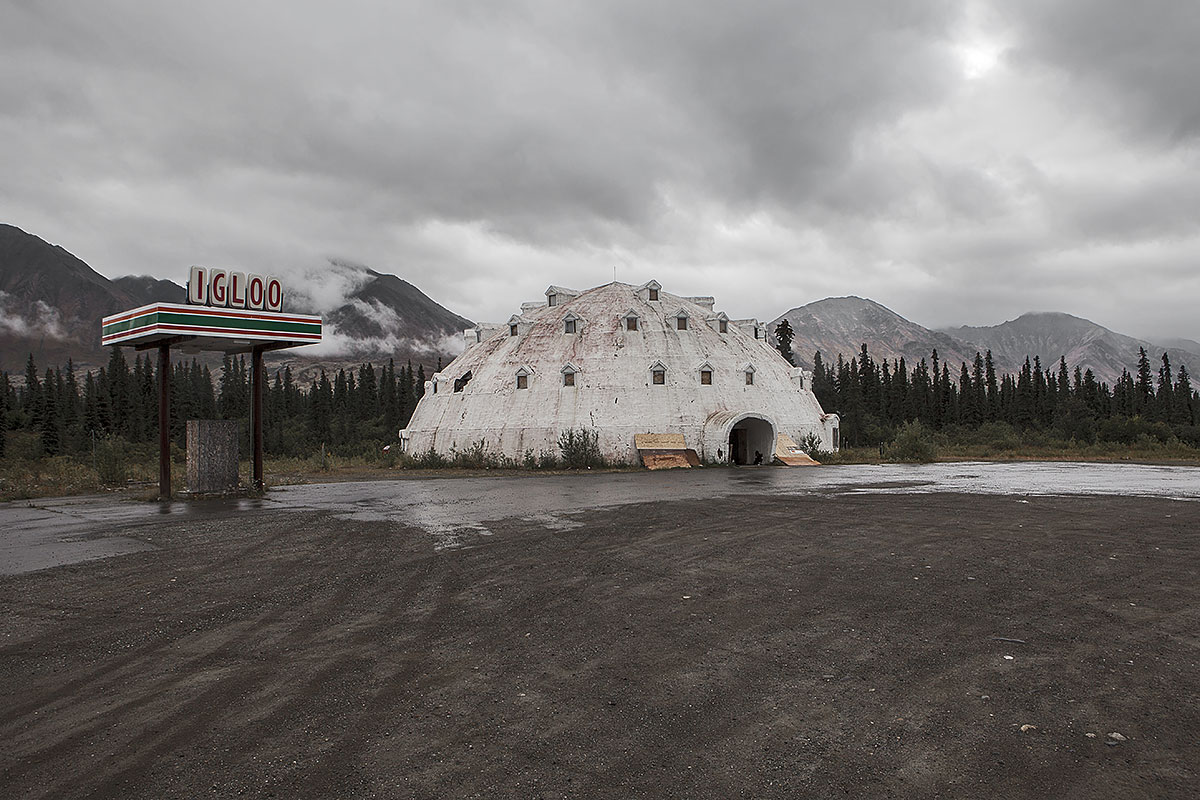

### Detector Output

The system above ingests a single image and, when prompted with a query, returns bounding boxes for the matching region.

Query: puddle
[3,462,1199,572]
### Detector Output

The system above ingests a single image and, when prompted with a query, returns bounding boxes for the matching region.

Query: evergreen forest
[2,340,1199,470]
[0,349,432,462]
[808,345,1199,449]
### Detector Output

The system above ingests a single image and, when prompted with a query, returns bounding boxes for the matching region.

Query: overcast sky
[2,0,1197,338]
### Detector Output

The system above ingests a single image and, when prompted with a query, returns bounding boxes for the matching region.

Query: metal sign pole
[158,342,171,500]
[252,346,264,492]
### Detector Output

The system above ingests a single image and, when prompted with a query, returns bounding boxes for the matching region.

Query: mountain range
[0,223,470,375]
[1,222,1194,387]
[772,297,1197,386]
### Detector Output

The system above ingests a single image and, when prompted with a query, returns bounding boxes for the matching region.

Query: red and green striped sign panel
[102,303,321,349]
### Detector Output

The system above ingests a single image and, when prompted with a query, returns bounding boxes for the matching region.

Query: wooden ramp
[775,433,820,466]
[635,433,698,470]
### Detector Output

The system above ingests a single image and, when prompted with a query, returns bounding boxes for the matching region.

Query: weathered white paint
[402,281,839,463]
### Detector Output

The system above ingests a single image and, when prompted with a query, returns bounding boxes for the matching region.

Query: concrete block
[186,419,240,494]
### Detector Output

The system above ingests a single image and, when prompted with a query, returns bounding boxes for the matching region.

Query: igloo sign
[187,265,285,312]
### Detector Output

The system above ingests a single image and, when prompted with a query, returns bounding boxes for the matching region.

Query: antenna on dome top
[613,264,617,283]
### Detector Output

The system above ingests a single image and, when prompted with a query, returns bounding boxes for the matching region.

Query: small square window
[700,370,712,385]
[517,374,528,389]
[563,372,575,387]
[745,371,754,385]
[649,289,659,301]
[677,316,688,330]
[652,369,665,385]
[564,319,576,334]
[510,324,518,337]
[548,294,556,306]
[626,317,637,331]
[719,319,728,333]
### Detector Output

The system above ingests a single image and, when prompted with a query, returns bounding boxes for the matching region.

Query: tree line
[805,342,1198,448]
[0,349,435,460]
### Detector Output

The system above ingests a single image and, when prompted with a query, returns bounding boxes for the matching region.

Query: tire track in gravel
[1,518,433,799]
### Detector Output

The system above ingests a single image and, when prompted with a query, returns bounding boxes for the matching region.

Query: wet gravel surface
[1,485,1198,798]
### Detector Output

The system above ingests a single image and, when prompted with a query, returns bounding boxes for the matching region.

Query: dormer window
[649,360,667,385]
[623,309,640,331]
[510,324,518,337]
[675,309,690,330]
[701,369,712,385]
[745,365,756,385]
[516,368,530,390]
[719,319,728,334]
[649,288,659,301]
[545,285,579,308]
[563,312,581,334]
[476,330,483,343]
[561,363,579,387]
[754,326,760,339]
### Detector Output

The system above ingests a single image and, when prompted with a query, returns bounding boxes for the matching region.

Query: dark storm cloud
[0,1,1197,340]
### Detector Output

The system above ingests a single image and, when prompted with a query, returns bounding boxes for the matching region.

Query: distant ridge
[770,296,975,372]
[943,312,1196,386]
[770,296,1193,387]
[0,223,471,373]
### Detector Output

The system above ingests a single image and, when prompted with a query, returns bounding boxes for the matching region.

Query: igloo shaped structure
[400,280,839,464]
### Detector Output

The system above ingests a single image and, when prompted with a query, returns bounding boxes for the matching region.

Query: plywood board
[775,433,820,466]
[641,452,693,470]
[635,433,687,450]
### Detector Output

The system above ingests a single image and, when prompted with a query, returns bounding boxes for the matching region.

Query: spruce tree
[1156,353,1173,421]
[1135,348,1154,413]
[23,354,42,427]
[984,351,999,420]
[1174,364,1195,425]
[774,319,795,365]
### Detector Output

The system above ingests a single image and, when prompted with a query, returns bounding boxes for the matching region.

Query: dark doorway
[728,416,775,465]
[729,427,747,464]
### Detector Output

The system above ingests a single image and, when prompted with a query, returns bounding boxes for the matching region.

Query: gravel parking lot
[1,474,1198,798]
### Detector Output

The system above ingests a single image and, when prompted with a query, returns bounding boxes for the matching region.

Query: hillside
[0,223,135,369]
[944,312,1195,386]
[770,296,976,372]
[0,224,471,375]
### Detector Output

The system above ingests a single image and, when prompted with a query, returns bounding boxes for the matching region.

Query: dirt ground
[1,489,1197,798]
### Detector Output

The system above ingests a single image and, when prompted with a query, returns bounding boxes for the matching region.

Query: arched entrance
[728,415,775,465]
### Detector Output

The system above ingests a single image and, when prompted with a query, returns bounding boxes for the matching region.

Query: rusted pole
[252,346,264,492]
[158,342,171,500]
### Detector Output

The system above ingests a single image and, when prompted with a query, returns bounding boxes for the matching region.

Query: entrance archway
[728,415,775,465]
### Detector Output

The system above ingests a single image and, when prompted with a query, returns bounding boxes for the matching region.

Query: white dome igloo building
[400,281,839,464]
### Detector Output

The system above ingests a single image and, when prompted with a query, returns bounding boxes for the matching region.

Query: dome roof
[403,281,837,462]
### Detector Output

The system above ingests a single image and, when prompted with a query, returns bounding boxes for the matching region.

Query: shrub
[558,427,604,469]
[95,436,129,485]
[882,421,939,463]
[974,421,1022,451]
[414,446,447,469]
[797,431,831,461]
